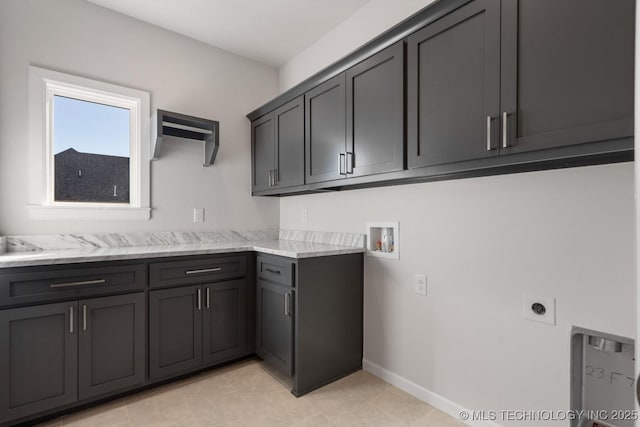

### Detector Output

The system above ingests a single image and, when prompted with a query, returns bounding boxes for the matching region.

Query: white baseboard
[363,359,502,427]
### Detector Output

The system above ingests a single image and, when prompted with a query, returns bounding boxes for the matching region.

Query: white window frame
[28,66,151,220]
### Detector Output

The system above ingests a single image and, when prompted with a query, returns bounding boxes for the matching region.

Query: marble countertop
[0,239,365,268]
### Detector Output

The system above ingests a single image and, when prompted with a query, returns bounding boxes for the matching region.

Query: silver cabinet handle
[346,152,354,174]
[197,288,202,310]
[206,287,210,309]
[50,279,106,289]
[82,305,87,331]
[284,292,290,316]
[185,267,222,275]
[486,116,493,151]
[264,267,281,275]
[268,170,272,187]
[502,111,509,148]
[69,306,74,333]
[274,168,278,185]
[339,153,346,175]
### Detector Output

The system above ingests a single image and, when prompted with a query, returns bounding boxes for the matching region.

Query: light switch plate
[193,208,205,223]
[523,294,555,325]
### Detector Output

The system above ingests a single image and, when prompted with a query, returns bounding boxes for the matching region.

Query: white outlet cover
[522,294,556,325]
[415,274,427,296]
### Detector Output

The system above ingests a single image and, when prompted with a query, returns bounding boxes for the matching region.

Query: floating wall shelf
[151,109,219,167]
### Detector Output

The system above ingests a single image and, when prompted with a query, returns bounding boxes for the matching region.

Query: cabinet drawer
[149,256,246,288]
[257,255,294,287]
[0,263,146,308]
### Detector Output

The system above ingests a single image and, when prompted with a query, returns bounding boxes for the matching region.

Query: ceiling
[85,0,371,67]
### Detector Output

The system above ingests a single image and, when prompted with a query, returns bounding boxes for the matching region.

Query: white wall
[279,0,436,91]
[0,0,280,235]
[278,2,636,425]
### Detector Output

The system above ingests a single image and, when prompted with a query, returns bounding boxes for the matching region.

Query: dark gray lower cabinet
[0,292,146,424]
[203,279,247,365]
[256,279,294,376]
[150,280,248,380]
[256,253,363,396]
[149,285,203,380]
[78,293,145,400]
[0,302,77,424]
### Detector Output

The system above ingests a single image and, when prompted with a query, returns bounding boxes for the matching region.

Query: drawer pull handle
[197,288,202,310]
[206,287,210,309]
[50,279,106,288]
[82,305,87,331]
[185,267,222,275]
[264,268,281,275]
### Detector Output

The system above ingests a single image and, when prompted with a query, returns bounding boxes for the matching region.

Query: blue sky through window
[53,95,130,157]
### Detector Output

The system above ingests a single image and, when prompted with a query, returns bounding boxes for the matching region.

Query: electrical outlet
[193,208,205,223]
[415,274,427,296]
[522,294,555,325]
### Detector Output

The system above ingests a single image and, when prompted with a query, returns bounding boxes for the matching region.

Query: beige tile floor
[36,358,466,426]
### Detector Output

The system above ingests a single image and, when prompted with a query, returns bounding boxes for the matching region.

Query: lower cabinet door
[203,279,247,366]
[0,302,78,423]
[78,293,145,400]
[149,285,203,380]
[256,279,294,376]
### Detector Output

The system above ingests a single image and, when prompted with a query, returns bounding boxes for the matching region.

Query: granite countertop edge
[0,240,367,268]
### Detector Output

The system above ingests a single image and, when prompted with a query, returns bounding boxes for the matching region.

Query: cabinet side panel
[295,254,363,395]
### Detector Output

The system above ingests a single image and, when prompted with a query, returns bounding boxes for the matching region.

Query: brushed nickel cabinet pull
[486,115,493,151]
[502,111,509,148]
[206,287,210,309]
[50,279,106,288]
[197,288,202,310]
[69,306,74,334]
[346,152,354,174]
[82,305,87,331]
[185,267,222,275]
[284,292,290,316]
[264,268,281,274]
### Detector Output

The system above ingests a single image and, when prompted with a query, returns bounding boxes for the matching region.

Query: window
[29,66,150,220]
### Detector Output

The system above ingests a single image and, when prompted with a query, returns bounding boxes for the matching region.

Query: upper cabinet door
[251,113,275,193]
[275,96,305,189]
[408,0,501,169]
[346,41,404,177]
[305,74,346,184]
[500,0,634,154]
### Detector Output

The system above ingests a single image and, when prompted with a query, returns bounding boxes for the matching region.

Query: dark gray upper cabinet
[347,41,405,177]
[0,301,77,424]
[500,0,634,153]
[251,97,305,192]
[274,96,305,189]
[305,74,347,183]
[149,285,203,380]
[203,279,247,366]
[251,114,275,192]
[408,0,501,168]
[78,293,145,400]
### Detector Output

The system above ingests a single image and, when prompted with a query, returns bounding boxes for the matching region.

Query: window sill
[27,205,151,221]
